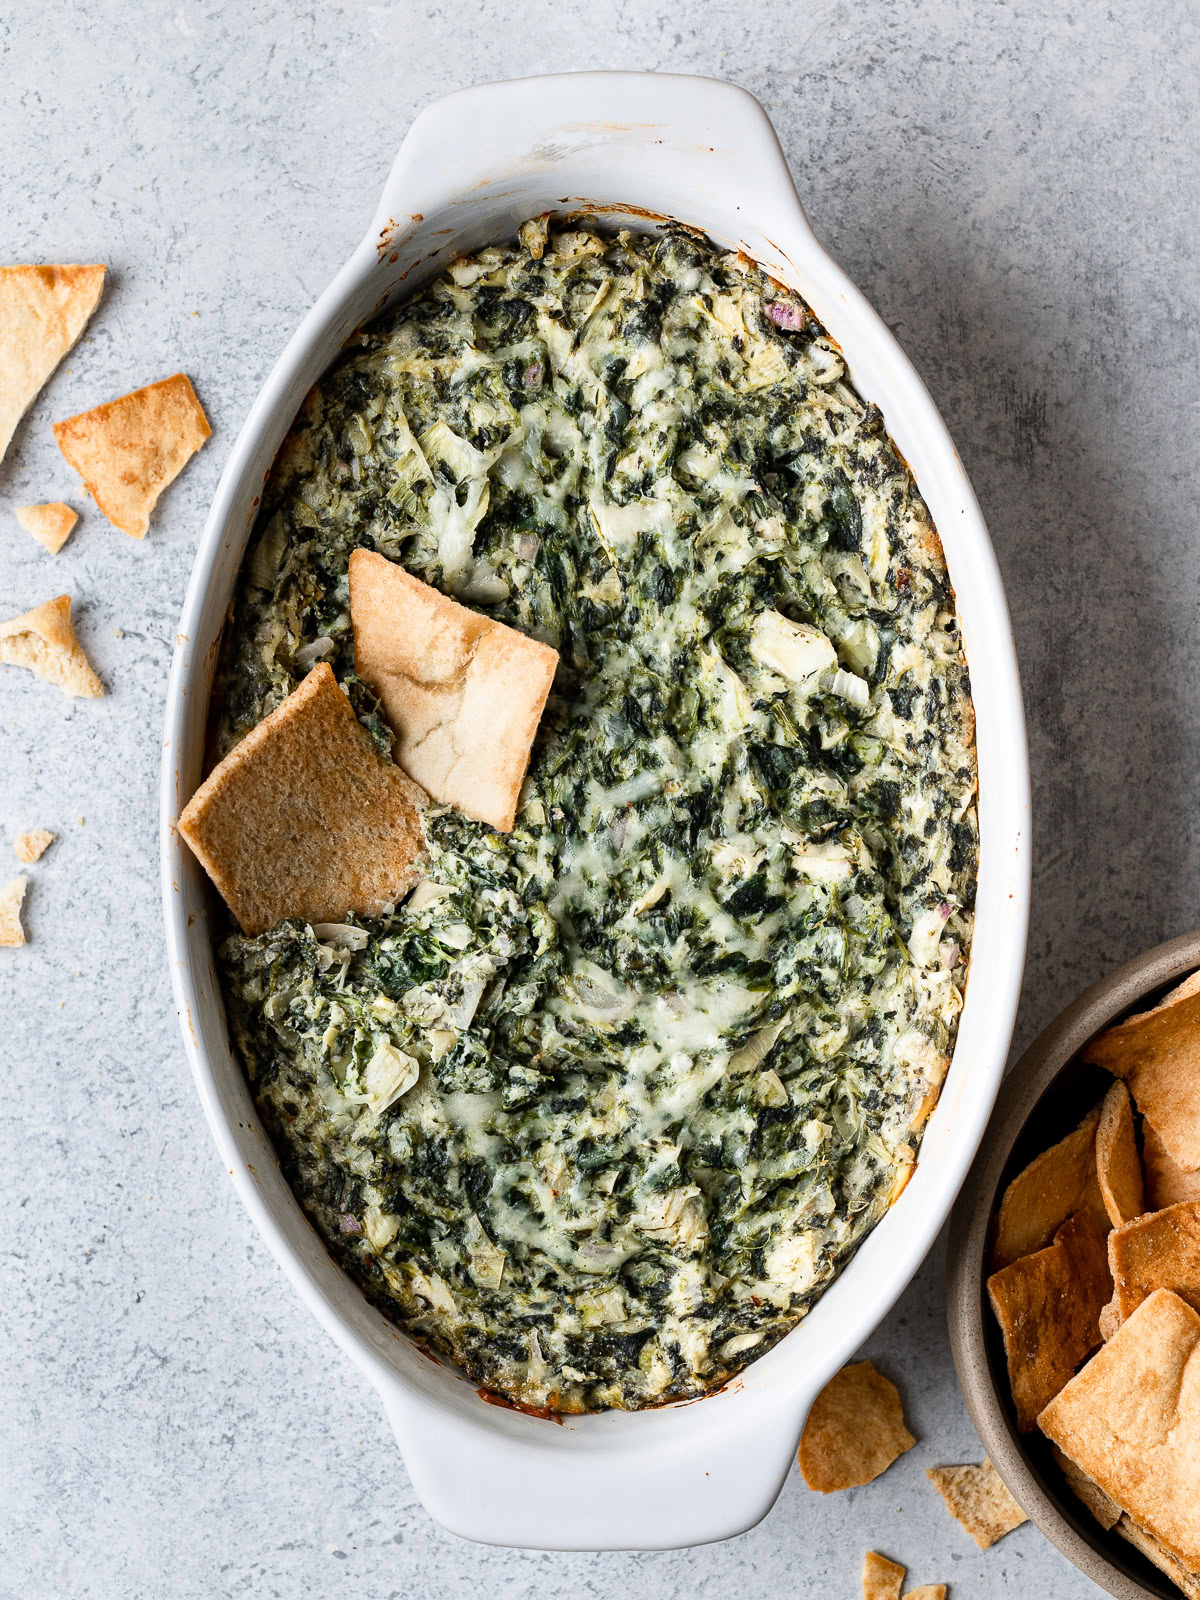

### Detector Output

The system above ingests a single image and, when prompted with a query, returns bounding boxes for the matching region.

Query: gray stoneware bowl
[947,929,1200,1599]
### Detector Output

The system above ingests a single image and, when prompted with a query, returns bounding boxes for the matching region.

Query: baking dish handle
[365,71,818,279]
[376,1367,814,1551]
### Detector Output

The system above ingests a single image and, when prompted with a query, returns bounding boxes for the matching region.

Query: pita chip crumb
[0,595,103,698]
[177,662,427,936]
[1115,1514,1200,1600]
[53,373,210,538]
[1098,1295,1123,1341]
[798,1359,915,1492]
[15,502,78,555]
[991,1105,1108,1269]
[349,549,558,832]
[0,876,28,946]
[1095,1079,1145,1226]
[13,829,55,864]
[1108,1200,1200,1321]
[862,1552,905,1600]
[1039,1289,1200,1572]
[1051,1444,1121,1530]
[927,1457,1027,1549]
[0,264,105,463]
[1084,969,1200,1173]
[987,1207,1111,1429]
[1144,1122,1200,1210]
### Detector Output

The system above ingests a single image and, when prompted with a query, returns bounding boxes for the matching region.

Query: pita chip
[1084,969,1200,1172]
[903,1591,946,1600]
[1144,1121,1200,1210]
[1108,1200,1200,1321]
[798,1359,915,1491]
[0,876,28,946]
[991,1105,1107,1270]
[987,1208,1111,1430]
[177,663,427,936]
[1098,1295,1123,1341]
[0,264,105,463]
[1038,1289,1200,1571]
[15,502,78,555]
[1051,1444,1121,1530]
[13,829,55,864]
[54,373,210,538]
[1095,1080,1145,1227]
[862,1552,905,1600]
[1115,1514,1200,1600]
[926,1458,1028,1549]
[0,595,103,698]
[349,549,558,832]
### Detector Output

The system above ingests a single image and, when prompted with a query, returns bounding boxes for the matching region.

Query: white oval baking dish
[161,71,1030,1552]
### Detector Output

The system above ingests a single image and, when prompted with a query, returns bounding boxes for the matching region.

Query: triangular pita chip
[798,1359,915,1491]
[0,876,28,946]
[54,373,210,538]
[0,264,105,464]
[1108,1200,1200,1321]
[177,662,427,936]
[991,1104,1107,1269]
[1096,1079,1145,1226]
[902,1590,946,1600]
[0,595,103,698]
[15,502,78,555]
[1115,1514,1200,1600]
[349,549,558,832]
[1051,1444,1121,1529]
[1084,969,1200,1172]
[987,1208,1111,1429]
[862,1552,905,1600]
[13,829,55,864]
[926,1458,1027,1548]
[1039,1289,1200,1571]
[1144,1122,1200,1210]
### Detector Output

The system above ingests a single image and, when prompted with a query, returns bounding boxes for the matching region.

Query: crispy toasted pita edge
[1098,1295,1123,1341]
[1144,1121,1200,1210]
[987,1208,1111,1430]
[1108,1200,1200,1321]
[13,829,55,864]
[53,373,210,538]
[1095,1080,1145,1226]
[0,264,105,464]
[862,1552,905,1600]
[991,1105,1108,1269]
[1050,1444,1122,1530]
[926,1457,1027,1548]
[15,501,78,555]
[348,549,558,832]
[1115,1514,1200,1600]
[0,876,28,946]
[1039,1289,1200,1570]
[177,663,427,936]
[1084,969,1200,1172]
[798,1359,915,1492]
[0,595,103,698]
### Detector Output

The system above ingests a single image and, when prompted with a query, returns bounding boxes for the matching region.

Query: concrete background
[2,1,1198,1595]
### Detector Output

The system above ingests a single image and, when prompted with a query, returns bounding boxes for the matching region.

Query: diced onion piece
[824,667,870,708]
[720,1330,766,1359]
[295,634,336,671]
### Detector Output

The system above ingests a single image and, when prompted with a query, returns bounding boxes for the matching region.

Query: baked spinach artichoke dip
[189,217,977,1414]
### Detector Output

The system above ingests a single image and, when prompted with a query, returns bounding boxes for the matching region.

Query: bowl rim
[947,928,1200,1599]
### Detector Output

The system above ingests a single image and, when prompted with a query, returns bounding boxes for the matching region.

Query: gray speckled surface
[2,3,1197,1595]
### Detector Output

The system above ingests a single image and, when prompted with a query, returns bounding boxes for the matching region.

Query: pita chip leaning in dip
[1039,1288,1200,1574]
[0,263,105,464]
[1084,969,1200,1173]
[54,374,210,538]
[798,1359,915,1491]
[177,663,427,936]
[0,595,103,698]
[348,549,558,833]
